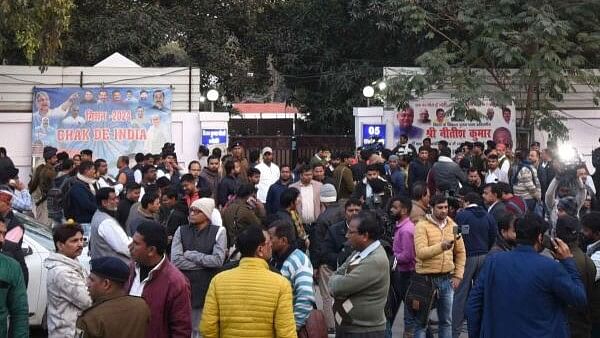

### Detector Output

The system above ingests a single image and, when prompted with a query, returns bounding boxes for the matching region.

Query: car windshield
[13,211,55,251]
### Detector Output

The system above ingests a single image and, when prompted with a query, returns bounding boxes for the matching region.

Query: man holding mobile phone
[412,194,466,338]
[466,213,586,338]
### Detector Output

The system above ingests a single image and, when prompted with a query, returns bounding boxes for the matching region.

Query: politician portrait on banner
[31,87,172,173]
[388,97,516,149]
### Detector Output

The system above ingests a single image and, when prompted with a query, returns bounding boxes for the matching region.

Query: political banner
[386,97,516,149]
[32,87,172,171]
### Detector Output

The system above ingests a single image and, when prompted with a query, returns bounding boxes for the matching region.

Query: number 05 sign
[362,124,386,145]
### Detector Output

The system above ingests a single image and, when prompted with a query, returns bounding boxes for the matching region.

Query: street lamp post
[206,89,219,112]
[362,85,374,107]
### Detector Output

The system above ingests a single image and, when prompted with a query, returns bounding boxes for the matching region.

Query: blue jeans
[414,275,453,338]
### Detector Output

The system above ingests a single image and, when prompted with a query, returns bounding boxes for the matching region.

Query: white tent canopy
[93,52,141,68]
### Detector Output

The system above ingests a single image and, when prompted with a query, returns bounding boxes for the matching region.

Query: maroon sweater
[127,258,192,338]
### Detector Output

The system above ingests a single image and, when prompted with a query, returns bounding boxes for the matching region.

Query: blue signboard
[362,124,386,145]
[201,129,228,145]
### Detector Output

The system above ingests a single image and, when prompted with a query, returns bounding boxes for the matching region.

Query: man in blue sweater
[451,192,497,338]
[466,213,586,338]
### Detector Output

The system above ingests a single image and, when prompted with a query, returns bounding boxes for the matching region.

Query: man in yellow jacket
[412,194,466,338]
[200,226,297,338]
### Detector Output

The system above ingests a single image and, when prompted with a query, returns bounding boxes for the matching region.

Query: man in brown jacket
[410,182,430,223]
[333,152,355,202]
[77,257,150,338]
[222,183,266,248]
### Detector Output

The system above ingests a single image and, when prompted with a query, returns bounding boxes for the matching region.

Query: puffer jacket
[44,252,92,338]
[414,215,466,279]
[200,257,297,338]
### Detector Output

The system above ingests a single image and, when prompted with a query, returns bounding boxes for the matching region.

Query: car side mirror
[21,245,33,256]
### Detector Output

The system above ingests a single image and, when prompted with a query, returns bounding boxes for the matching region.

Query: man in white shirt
[255,147,280,203]
[496,143,511,175]
[485,154,509,184]
[127,221,192,337]
[61,105,86,127]
[95,159,124,196]
[290,165,322,225]
[90,188,131,264]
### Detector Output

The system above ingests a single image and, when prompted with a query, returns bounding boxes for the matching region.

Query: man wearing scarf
[65,160,99,223]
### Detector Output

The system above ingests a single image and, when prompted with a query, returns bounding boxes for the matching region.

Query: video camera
[453,224,470,237]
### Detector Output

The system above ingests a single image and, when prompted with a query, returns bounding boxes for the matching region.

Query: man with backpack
[512,149,542,216]
[496,182,527,216]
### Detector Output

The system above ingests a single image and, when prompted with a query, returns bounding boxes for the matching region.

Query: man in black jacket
[483,183,507,223]
[351,164,393,211]
[159,188,189,252]
[217,159,241,208]
[310,184,344,269]
[407,146,431,188]
[117,182,141,230]
[320,198,362,331]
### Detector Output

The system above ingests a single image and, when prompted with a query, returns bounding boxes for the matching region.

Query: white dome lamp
[362,85,374,107]
[206,89,219,112]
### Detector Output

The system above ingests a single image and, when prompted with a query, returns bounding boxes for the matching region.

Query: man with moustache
[90,188,132,264]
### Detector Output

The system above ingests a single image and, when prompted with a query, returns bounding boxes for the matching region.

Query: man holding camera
[413,194,466,338]
[451,192,497,338]
[351,164,393,212]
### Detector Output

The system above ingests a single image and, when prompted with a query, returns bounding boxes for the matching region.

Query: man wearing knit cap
[312,183,344,331]
[76,257,150,338]
[171,198,227,338]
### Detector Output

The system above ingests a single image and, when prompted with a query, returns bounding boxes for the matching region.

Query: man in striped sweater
[269,220,315,330]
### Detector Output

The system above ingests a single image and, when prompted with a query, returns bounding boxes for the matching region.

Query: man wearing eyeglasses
[329,210,390,338]
[171,198,227,338]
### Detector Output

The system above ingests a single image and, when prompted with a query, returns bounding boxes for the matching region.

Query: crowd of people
[0,135,599,338]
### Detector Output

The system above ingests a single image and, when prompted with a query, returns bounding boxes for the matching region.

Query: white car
[14,211,90,327]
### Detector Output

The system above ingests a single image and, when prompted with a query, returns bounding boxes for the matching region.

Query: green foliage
[254,0,431,134]
[367,0,600,141]
[0,0,74,66]
[59,0,179,66]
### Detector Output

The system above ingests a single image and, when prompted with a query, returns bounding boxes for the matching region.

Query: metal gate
[230,135,355,166]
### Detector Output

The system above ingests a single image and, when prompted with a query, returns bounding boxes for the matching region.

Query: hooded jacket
[454,205,497,257]
[44,252,92,338]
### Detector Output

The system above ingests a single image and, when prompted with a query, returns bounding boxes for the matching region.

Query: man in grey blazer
[329,211,390,338]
